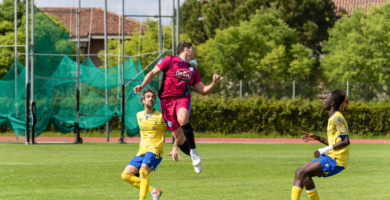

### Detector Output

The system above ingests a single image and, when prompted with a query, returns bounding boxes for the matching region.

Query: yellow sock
[139,168,150,200]
[121,173,153,193]
[291,186,303,200]
[307,189,320,200]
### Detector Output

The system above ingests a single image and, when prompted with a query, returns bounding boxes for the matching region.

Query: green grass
[0,143,390,199]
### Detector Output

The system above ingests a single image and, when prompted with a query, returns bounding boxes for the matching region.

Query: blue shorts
[312,155,345,178]
[128,152,162,172]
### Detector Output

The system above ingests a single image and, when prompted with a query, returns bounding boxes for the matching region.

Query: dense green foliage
[177,0,207,45]
[11,95,389,136]
[181,0,336,53]
[321,4,390,100]
[98,19,174,69]
[196,8,315,93]
[0,143,389,199]
[189,95,390,135]
[179,0,336,93]
[0,0,77,78]
[0,0,26,77]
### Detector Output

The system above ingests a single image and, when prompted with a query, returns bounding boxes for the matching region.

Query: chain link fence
[209,79,390,101]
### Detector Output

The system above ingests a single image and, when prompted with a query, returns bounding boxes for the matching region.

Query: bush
[2,95,390,136]
[189,95,390,136]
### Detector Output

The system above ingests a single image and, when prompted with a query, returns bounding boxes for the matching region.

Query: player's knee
[121,172,130,181]
[295,168,306,178]
[177,116,188,125]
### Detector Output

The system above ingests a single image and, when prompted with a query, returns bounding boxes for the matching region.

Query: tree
[274,0,336,56]
[196,7,315,97]
[0,0,76,78]
[321,3,390,100]
[98,19,174,69]
[178,0,207,45]
[181,0,336,56]
[0,0,26,78]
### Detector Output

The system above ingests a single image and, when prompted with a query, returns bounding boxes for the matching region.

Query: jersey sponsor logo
[168,121,173,127]
[139,126,157,130]
[176,69,192,81]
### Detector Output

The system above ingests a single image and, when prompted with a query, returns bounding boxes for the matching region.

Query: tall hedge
[189,95,390,136]
[1,95,389,136]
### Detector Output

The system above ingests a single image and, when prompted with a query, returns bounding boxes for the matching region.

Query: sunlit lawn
[0,143,389,199]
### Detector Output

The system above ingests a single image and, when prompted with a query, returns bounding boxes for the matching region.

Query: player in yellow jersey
[121,88,166,200]
[291,89,350,200]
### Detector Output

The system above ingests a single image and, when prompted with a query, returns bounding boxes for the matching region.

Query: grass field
[0,142,390,199]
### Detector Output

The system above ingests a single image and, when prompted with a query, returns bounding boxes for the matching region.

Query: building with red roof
[39,7,148,66]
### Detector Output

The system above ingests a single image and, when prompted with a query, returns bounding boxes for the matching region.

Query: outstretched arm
[302,131,328,145]
[134,65,162,94]
[193,70,221,95]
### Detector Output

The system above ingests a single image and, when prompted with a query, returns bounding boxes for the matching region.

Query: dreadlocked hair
[331,89,349,112]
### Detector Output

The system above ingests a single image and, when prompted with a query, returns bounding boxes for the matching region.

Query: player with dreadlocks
[291,89,350,200]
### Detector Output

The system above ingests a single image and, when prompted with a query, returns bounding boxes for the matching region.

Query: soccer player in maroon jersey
[134,42,221,173]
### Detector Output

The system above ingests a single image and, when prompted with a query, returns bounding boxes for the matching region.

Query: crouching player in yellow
[291,89,350,200]
[121,88,166,200]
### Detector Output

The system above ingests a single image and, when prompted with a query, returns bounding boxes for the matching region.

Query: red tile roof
[333,0,390,15]
[38,7,148,37]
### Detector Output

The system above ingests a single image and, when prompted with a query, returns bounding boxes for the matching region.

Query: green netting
[0,6,165,137]
[34,7,73,77]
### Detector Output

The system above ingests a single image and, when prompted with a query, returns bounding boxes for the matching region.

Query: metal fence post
[119,0,126,144]
[293,80,295,99]
[176,0,180,46]
[158,0,162,53]
[104,0,109,142]
[31,0,36,144]
[173,0,180,144]
[25,0,30,145]
[14,0,18,141]
[75,0,82,144]
[172,0,175,55]
[240,80,242,99]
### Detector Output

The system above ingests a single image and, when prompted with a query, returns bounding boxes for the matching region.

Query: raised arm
[193,70,221,95]
[134,65,162,94]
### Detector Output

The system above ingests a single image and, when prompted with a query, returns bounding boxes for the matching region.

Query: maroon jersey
[157,56,202,99]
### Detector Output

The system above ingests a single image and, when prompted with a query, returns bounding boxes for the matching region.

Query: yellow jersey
[326,111,350,168]
[136,110,167,157]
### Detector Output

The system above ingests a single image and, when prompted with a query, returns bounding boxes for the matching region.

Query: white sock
[190,148,198,156]
[150,188,156,195]
[306,188,316,193]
